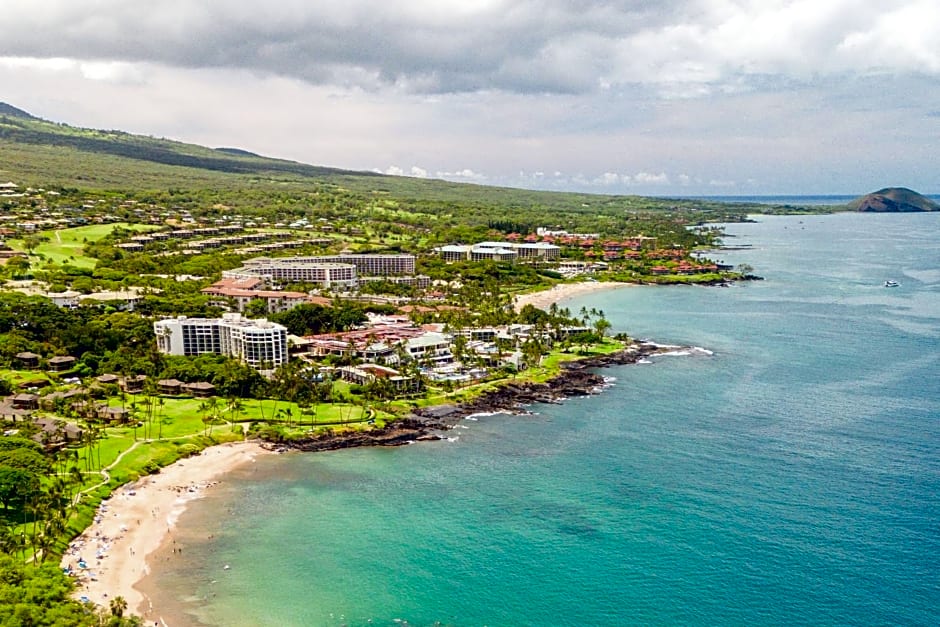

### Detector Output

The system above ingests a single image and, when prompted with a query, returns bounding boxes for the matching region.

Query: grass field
[8,222,160,268]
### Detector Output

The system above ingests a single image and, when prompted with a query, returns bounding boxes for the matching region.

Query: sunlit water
[141,212,940,626]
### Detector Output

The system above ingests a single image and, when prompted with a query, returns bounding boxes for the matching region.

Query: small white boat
[884,280,900,288]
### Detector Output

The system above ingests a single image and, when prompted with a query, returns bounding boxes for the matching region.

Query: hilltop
[847,187,939,212]
[0,102,36,119]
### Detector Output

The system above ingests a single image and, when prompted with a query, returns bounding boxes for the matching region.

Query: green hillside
[0,103,759,215]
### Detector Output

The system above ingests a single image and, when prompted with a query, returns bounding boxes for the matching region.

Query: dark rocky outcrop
[274,342,680,452]
[847,187,938,212]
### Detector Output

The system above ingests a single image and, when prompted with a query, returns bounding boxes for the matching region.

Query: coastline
[513,281,631,312]
[62,281,660,623]
[61,441,270,619]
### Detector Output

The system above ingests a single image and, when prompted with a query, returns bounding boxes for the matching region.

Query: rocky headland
[848,187,938,212]
[278,341,678,452]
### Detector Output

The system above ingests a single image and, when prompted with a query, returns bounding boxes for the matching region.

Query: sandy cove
[513,281,632,313]
[61,441,270,618]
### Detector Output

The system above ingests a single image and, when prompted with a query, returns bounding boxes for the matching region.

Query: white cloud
[1,1,936,97]
[436,168,486,182]
[1,2,937,196]
[633,172,670,185]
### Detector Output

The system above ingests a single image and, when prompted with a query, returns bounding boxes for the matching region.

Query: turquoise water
[144,213,940,626]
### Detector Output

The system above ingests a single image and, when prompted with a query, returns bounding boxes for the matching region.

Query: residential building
[154,313,288,368]
[224,258,358,289]
[223,254,417,288]
[201,284,311,314]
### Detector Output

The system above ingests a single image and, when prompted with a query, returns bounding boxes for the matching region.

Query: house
[96,373,120,385]
[121,375,147,393]
[15,351,41,369]
[183,381,215,397]
[31,418,83,447]
[47,355,77,372]
[11,393,39,410]
[95,405,130,424]
[157,379,183,395]
[40,388,86,410]
[0,401,33,422]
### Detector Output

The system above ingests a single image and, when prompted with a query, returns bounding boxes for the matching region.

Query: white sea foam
[657,346,714,357]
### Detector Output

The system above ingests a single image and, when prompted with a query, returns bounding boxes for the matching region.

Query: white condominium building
[154,313,288,369]
[320,254,416,276]
[226,254,415,283]
[227,259,358,288]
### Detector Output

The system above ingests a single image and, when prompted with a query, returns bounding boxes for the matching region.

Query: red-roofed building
[202,286,311,314]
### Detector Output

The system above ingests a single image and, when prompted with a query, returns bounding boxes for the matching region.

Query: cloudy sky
[2,1,938,195]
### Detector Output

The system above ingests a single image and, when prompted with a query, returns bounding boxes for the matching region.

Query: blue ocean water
[144,212,940,626]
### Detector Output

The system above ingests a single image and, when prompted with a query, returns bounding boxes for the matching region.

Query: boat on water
[884,280,900,288]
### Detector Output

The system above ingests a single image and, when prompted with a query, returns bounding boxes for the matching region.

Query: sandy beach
[61,442,270,619]
[514,281,632,312]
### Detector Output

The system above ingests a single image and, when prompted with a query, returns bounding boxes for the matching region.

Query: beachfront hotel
[434,242,560,262]
[154,313,288,368]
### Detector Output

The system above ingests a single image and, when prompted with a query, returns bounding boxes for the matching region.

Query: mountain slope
[847,187,939,212]
[0,101,781,215]
[0,102,691,212]
[0,102,36,119]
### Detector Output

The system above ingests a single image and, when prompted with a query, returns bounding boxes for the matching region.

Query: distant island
[848,187,939,212]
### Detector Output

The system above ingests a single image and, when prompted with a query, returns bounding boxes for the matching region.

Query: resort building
[225,258,358,289]
[154,313,288,368]
[434,242,560,262]
[201,284,312,314]
[336,364,422,394]
[317,254,416,276]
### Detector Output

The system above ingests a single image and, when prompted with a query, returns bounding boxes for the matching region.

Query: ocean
[140,212,940,626]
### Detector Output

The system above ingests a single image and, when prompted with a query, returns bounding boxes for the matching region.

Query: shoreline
[61,282,674,623]
[61,441,271,619]
[513,281,631,312]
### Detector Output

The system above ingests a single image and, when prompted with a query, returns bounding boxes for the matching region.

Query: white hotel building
[154,314,288,369]
[223,254,417,288]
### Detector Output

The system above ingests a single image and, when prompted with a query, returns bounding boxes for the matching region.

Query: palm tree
[109,596,128,618]
[226,396,245,426]
[157,395,166,439]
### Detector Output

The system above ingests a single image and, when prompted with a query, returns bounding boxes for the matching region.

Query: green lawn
[9,222,160,268]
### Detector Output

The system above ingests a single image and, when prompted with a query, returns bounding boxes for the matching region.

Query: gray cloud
[3,1,937,96]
